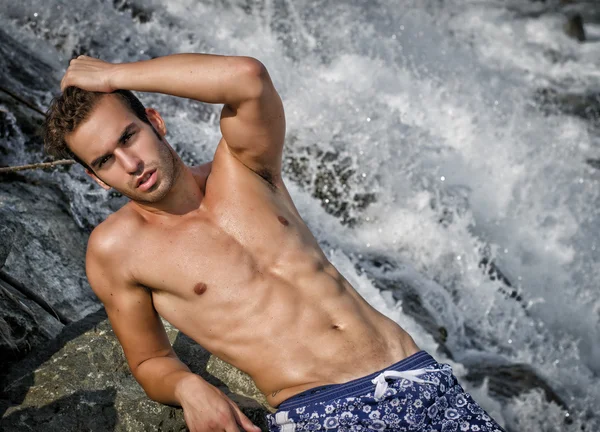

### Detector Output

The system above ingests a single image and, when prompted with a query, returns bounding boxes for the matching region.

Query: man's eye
[123,132,134,143]
[98,155,112,167]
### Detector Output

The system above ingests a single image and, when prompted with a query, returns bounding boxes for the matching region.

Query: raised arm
[86,223,260,432]
[61,53,285,178]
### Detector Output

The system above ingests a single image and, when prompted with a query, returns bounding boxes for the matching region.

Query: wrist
[108,63,126,91]
[173,373,205,404]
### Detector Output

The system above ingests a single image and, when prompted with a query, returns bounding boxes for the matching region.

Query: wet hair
[43,87,152,170]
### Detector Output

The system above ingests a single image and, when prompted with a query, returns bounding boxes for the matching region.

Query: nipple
[277,215,289,226]
[193,282,208,295]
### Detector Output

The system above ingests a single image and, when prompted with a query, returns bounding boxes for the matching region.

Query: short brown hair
[43,87,151,169]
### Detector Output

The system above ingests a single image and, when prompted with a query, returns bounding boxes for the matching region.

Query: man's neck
[133,164,204,217]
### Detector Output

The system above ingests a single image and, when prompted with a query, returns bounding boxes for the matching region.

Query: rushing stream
[1,0,599,430]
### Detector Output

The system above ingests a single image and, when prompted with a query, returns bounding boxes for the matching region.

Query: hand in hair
[60,55,117,93]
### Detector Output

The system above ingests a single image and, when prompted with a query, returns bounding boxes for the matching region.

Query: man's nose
[115,150,142,175]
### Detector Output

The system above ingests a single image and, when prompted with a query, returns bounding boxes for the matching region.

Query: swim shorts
[267,351,505,431]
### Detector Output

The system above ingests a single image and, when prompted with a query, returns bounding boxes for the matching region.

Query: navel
[277,215,289,226]
[193,282,208,295]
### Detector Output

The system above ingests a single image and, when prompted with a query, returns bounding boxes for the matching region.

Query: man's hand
[60,55,117,93]
[175,375,262,432]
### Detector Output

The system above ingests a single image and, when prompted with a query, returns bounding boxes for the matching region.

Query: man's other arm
[62,53,285,176]
[86,224,260,432]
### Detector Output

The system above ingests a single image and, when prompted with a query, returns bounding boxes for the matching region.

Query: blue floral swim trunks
[266,351,505,431]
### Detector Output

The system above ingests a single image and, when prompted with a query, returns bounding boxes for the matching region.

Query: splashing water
[2,0,599,429]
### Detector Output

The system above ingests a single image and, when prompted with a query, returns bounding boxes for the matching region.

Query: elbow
[238,57,270,100]
[239,56,268,79]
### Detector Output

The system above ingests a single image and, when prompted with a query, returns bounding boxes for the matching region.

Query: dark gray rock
[0,181,101,324]
[465,361,567,409]
[564,14,586,41]
[0,278,63,372]
[0,216,17,270]
[534,87,600,128]
[0,180,101,372]
[1,309,269,431]
[283,138,377,227]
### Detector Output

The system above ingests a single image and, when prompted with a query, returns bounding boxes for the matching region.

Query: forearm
[109,53,265,106]
[134,355,203,406]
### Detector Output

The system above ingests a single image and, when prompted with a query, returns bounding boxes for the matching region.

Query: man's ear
[145,108,167,137]
[85,169,111,190]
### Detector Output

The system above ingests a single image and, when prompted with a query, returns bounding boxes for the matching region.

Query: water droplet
[366,117,371,122]
[456,255,461,261]
[440,176,445,181]
[391,34,396,40]
[400,25,405,30]
[504,248,508,254]
[34,12,38,17]
[366,243,371,248]
[362,173,367,178]
[508,339,512,344]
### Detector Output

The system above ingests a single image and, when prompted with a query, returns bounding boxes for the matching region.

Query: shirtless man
[44,54,504,432]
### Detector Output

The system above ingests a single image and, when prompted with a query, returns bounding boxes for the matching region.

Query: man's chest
[128,203,323,302]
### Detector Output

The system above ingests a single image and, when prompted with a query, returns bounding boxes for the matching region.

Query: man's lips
[136,169,157,191]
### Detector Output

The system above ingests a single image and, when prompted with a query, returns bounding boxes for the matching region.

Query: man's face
[67,95,178,204]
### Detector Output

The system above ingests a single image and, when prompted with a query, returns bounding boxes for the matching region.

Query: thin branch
[0,159,75,173]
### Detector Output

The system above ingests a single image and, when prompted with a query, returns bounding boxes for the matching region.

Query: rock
[283,139,377,226]
[586,158,600,170]
[1,309,270,431]
[564,14,586,41]
[0,181,102,372]
[0,28,56,116]
[560,1,600,25]
[0,278,63,370]
[534,88,600,128]
[464,360,567,409]
[0,181,100,323]
[112,0,154,24]
[0,218,17,270]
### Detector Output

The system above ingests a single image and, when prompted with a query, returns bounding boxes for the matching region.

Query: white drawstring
[371,368,442,401]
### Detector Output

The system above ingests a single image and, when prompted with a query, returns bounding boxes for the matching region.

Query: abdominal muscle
[152,258,420,408]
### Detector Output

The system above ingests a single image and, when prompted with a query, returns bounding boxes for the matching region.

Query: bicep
[219,62,286,176]
[87,255,173,375]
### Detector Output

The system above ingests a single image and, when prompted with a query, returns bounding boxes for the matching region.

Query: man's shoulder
[86,205,143,265]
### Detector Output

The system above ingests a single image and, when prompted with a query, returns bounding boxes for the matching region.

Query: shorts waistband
[277,350,437,411]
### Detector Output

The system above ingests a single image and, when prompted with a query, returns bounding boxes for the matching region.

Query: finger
[60,74,69,92]
[223,416,242,432]
[227,400,260,432]
[61,70,74,92]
